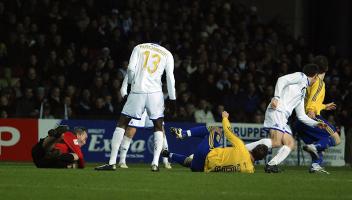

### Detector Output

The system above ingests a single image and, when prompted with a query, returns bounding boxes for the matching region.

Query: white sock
[245,138,272,151]
[109,127,125,165]
[118,136,132,164]
[162,134,169,164]
[268,145,291,166]
[152,131,163,166]
[186,130,191,137]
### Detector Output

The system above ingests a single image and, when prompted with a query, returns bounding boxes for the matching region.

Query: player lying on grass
[161,111,268,173]
[31,125,88,169]
[295,56,341,174]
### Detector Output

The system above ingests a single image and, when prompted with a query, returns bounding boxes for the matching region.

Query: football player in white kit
[95,43,176,172]
[245,64,327,173]
[117,75,172,169]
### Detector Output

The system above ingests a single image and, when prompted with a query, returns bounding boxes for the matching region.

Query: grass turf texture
[0,162,351,200]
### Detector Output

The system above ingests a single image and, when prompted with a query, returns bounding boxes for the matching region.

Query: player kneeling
[31,126,88,169]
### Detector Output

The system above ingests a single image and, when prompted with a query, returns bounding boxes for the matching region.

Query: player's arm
[127,46,139,84]
[221,111,245,147]
[165,52,176,100]
[295,100,321,128]
[120,75,128,98]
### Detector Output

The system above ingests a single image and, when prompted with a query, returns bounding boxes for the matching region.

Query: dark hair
[73,126,87,135]
[313,55,329,73]
[251,144,268,161]
[302,64,319,77]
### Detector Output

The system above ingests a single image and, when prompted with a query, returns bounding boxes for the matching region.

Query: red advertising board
[0,119,38,161]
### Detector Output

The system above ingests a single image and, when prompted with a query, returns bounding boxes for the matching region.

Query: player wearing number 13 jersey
[122,43,176,119]
[95,43,176,172]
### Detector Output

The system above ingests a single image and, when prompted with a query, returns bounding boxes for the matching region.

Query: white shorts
[122,92,164,120]
[128,110,154,128]
[263,108,292,134]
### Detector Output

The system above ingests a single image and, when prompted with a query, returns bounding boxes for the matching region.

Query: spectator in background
[48,87,63,118]
[194,99,215,123]
[77,89,92,118]
[0,0,349,148]
[213,105,225,122]
[15,87,38,118]
[91,97,112,119]
[0,110,8,118]
[21,67,41,90]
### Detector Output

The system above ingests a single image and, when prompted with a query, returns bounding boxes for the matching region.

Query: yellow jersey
[305,78,326,115]
[204,117,254,173]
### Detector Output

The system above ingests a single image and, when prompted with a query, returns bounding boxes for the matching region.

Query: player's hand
[270,98,279,109]
[325,102,336,110]
[222,111,229,118]
[307,110,316,119]
[122,95,128,104]
[317,122,327,129]
[169,99,177,116]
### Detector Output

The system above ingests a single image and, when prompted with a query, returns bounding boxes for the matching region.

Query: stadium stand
[0,0,351,164]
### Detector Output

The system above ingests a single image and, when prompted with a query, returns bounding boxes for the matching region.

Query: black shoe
[170,127,183,139]
[95,164,116,171]
[161,149,170,157]
[264,164,281,173]
[151,164,159,172]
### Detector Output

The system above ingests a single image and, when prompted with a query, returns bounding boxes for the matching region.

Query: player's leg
[161,150,191,167]
[267,131,294,164]
[248,109,287,151]
[190,135,213,172]
[108,116,131,166]
[118,126,137,168]
[170,126,210,139]
[32,139,47,168]
[312,116,340,151]
[95,93,145,170]
[245,138,273,151]
[264,129,287,173]
[147,91,165,172]
[150,118,164,171]
[162,129,172,169]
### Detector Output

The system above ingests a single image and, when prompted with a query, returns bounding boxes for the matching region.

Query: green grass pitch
[0,162,351,200]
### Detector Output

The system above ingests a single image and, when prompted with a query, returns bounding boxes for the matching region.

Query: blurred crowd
[0,0,351,132]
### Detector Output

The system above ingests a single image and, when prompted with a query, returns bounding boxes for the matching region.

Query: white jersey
[127,43,176,100]
[272,72,318,127]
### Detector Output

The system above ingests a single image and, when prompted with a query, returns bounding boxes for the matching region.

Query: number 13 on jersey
[143,50,161,74]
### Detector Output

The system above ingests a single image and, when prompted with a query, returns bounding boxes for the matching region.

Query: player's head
[250,144,268,161]
[313,55,329,73]
[303,63,319,85]
[74,127,88,147]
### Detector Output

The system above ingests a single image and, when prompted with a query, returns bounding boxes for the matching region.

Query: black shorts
[32,139,75,168]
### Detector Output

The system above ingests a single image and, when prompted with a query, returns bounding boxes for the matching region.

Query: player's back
[274,72,309,116]
[130,43,173,94]
[204,146,254,173]
[305,78,325,115]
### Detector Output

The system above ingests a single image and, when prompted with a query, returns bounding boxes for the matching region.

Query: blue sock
[170,153,188,167]
[312,151,323,165]
[315,137,336,151]
[182,126,209,138]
